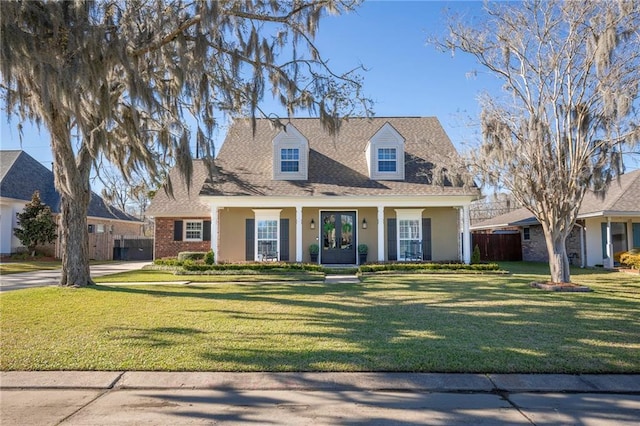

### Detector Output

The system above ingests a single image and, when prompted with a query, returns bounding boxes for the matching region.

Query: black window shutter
[245,219,255,261]
[387,218,397,261]
[203,220,211,241]
[422,218,432,261]
[280,219,290,261]
[173,220,183,241]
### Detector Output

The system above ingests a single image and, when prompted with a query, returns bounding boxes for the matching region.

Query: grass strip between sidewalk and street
[1,262,638,373]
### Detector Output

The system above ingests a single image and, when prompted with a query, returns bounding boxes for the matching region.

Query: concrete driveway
[0,261,150,292]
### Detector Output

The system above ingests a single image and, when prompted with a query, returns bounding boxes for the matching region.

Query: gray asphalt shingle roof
[471,169,640,230]
[1,150,140,222]
[200,116,479,197]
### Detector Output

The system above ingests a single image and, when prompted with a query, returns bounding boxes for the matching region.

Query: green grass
[1,263,638,373]
[0,260,61,274]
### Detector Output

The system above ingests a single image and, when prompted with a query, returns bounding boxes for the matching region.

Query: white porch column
[210,206,219,264]
[295,206,303,262]
[377,206,385,262]
[462,204,471,264]
[606,217,614,269]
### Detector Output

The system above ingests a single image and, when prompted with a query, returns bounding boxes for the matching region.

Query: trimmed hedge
[153,258,183,267]
[359,262,501,273]
[181,262,325,272]
[154,258,502,275]
[178,251,207,262]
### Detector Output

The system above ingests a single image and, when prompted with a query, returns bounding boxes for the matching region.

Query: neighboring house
[147,117,480,264]
[471,169,640,268]
[0,150,144,259]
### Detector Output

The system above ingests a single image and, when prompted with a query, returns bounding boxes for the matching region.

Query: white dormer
[365,122,405,180]
[272,123,309,180]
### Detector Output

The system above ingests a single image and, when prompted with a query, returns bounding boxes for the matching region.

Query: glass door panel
[320,211,356,264]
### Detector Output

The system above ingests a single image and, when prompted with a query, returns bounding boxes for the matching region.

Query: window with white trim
[280,148,300,172]
[396,209,423,261]
[253,209,281,261]
[185,220,203,241]
[378,148,397,172]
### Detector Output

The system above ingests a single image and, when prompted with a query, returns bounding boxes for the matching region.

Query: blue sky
[1,1,499,172]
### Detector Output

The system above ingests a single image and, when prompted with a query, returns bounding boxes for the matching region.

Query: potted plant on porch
[358,243,368,264]
[309,243,319,263]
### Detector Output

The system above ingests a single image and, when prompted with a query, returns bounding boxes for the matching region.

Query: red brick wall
[155,217,211,259]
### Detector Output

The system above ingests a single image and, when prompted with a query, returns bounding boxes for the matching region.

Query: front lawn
[0,260,61,275]
[1,264,638,373]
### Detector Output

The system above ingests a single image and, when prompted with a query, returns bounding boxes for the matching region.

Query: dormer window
[273,124,308,180]
[378,148,397,172]
[366,122,405,180]
[280,148,300,172]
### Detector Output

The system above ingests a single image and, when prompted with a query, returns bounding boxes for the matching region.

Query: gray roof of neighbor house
[0,150,140,222]
[471,169,640,230]
[200,117,479,198]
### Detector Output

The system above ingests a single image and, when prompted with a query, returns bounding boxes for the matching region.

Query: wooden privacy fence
[472,233,522,261]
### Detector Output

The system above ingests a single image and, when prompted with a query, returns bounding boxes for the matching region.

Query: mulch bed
[529,281,592,292]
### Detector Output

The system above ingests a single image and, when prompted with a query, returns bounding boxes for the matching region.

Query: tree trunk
[51,114,94,287]
[543,230,571,283]
[59,191,92,286]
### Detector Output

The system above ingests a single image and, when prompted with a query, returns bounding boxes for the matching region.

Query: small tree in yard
[435,0,640,283]
[14,191,57,257]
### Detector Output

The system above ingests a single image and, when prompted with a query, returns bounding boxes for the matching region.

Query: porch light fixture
[310,218,316,229]
[362,218,368,229]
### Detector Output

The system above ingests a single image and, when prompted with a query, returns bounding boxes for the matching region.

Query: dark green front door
[321,211,356,264]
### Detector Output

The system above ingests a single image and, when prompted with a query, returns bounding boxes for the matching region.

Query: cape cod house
[147,117,480,264]
[0,150,143,259]
[471,169,640,268]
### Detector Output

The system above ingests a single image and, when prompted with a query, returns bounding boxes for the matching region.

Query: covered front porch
[201,196,474,265]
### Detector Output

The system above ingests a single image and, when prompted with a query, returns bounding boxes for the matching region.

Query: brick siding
[155,217,211,259]
[522,224,582,265]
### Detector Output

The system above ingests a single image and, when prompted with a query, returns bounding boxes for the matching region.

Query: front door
[321,211,356,264]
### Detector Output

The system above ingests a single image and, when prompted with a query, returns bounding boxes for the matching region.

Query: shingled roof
[145,160,211,217]
[199,117,478,197]
[471,169,640,230]
[578,169,640,217]
[1,150,140,222]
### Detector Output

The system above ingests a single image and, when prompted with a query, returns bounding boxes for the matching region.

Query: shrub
[204,250,215,265]
[309,244,319,255]
[153,257,182,267]
[358,244,368,254]
[620,249,640,269]
[178,251,207,262]
[180,262,325,273]
[471,245,481,264]
[358,262,500,273]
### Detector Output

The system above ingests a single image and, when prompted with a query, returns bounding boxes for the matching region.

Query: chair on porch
[260,241,279,262]
[404,240,423,261]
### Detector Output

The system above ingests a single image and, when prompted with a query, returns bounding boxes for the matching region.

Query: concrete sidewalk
[2,372,639,425]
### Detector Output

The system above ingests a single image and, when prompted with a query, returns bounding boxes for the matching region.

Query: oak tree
[1,0,370,286]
